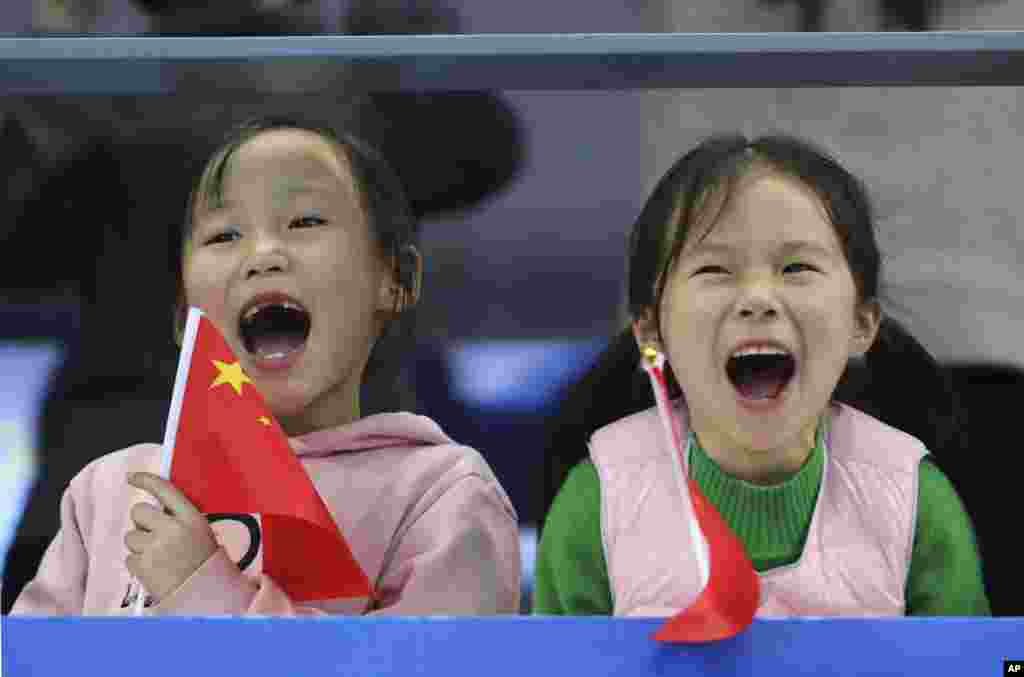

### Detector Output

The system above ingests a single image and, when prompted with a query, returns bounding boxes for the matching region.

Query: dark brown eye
[694,265,729,276]
[783,262,818,274]
[290,215,326,229]
[204,229,240,246]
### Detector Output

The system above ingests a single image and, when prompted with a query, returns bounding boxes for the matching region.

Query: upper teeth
[732,346,789,358]
[243,301,302,322]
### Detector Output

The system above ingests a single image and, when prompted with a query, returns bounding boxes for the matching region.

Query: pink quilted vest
[589,402,925,617]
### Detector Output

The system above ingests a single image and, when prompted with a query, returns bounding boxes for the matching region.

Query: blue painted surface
[0,342,59,575]
[3,32,1024,93]
[447,338,608,413]
[3,616,1022,676]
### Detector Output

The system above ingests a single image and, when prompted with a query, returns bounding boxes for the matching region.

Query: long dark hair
[540,133,962,525]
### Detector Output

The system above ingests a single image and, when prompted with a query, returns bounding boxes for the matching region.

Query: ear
[377,244,423,313]
[403,244,424,308]
[850,299,882,358]
[631,306,663,354]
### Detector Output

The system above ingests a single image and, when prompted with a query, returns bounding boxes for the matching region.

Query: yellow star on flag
[210,360,253,396]
[258,416,271,426]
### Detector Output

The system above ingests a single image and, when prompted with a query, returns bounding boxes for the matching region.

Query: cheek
[308,256,384,335]
[812,283,859,331]
[317,255,377,304]
[661,284,719,340]
[660,288,719,381]
[182,258,229,317]
[316,229,372,277]
[796,296,859,363]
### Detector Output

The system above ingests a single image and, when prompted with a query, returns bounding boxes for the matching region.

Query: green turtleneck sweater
[533,427,990,616]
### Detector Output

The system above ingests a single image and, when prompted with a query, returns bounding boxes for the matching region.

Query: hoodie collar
[288,412,454,458]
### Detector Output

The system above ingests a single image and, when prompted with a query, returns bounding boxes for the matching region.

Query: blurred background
[2,0,1023,616]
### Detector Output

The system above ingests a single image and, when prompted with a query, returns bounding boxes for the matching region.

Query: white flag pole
[158,307,202,479]
[640,347,710,588]
[132,307,202,616]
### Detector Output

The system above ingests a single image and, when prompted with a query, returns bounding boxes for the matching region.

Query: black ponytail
[539,328,653,529]
[835,315,963,465]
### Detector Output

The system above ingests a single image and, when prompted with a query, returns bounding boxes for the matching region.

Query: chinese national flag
[652,477,760,642]
[643,351,760,643]
[161,307,371,602]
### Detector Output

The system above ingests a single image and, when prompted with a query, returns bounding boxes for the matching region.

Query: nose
[738,301,778,320]
[735,275,780,321]
[243,236,290,280]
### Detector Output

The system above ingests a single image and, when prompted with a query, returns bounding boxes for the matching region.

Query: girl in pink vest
[13,116,520,616]
[534,133,989,617]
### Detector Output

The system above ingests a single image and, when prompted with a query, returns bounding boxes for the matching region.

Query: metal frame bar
[2,32,1024,94]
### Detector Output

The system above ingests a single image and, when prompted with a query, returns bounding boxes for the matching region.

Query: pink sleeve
[367,474,521,616]
[149,548,332,616]
[11,489,88,615]
[153,473,520,617]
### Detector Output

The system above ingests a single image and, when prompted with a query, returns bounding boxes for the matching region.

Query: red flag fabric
[652,476,760,642]
[165,307,371,602]
[642,349,760,643]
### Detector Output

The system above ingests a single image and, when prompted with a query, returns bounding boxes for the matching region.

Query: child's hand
[124,472,219,604]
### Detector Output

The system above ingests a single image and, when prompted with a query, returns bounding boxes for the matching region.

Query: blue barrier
[3,616,1022,676]
[3,32,1024,94]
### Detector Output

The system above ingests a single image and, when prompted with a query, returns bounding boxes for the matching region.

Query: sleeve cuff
[148,547,258,616]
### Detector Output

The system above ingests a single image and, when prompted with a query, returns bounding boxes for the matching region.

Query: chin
[263,391,312,420]
[742,433,793,455]
[751,420,820,456]
[723,416,797,451]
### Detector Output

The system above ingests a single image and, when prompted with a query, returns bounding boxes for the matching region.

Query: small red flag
[161,307,371,602]
[641,347,760,643]
[651,476,760,641]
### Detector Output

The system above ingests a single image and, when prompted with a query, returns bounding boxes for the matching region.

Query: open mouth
[726,346,796,401]
[239,299,311,361]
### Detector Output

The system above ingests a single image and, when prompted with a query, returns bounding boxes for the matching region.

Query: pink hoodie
[12,412,521,616]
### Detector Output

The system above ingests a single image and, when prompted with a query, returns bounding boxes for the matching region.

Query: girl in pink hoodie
[13,116,520,616]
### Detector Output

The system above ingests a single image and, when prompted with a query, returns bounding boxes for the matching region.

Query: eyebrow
[684,240,837,258]
[273,180,334,195]
[779,240,837,258]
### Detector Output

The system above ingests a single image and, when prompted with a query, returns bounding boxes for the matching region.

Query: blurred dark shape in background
[943,364,1024,617]
[756,0,829,32]
[1,0,525,612]
[132,1,323,34]
[754,0,998,31]
[358,93,525,219]
[343,0,462,35]
[0,117,42,247]
[342,0,525,220]
[878,0,935,29]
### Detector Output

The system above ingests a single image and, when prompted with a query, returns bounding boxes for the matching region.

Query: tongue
[735,363,789,400]
[250,332,305,359]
